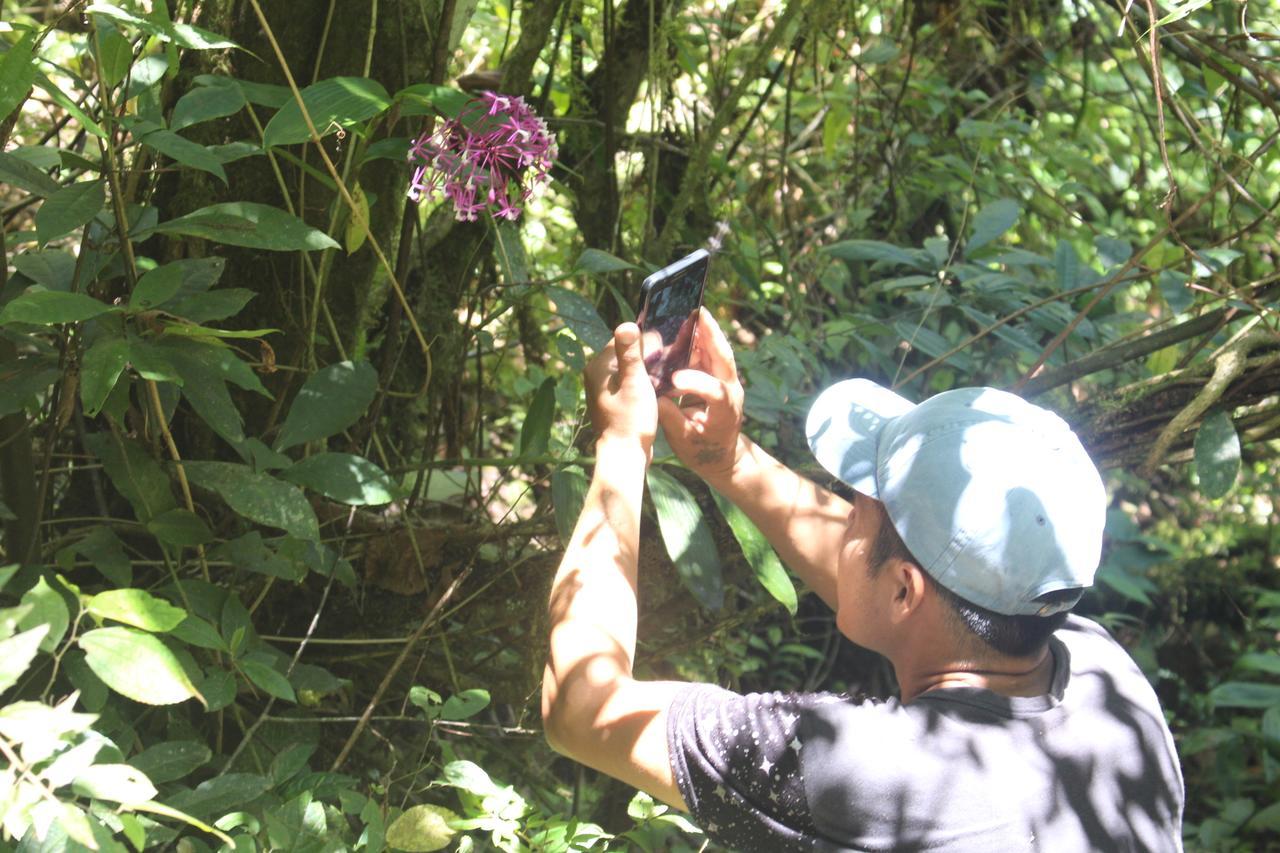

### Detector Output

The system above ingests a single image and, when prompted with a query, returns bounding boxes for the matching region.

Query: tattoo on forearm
[694,446,727,466]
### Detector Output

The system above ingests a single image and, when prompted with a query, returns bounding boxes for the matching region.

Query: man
[542,310,1184,851]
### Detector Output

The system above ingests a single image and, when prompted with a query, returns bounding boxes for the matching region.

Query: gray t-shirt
[667,616,1184,851]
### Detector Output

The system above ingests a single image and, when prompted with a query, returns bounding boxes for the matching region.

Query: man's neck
[896,645,1056,703]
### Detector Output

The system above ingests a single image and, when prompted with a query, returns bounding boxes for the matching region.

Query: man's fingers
[668,368,729,406]
[613,323,645,376]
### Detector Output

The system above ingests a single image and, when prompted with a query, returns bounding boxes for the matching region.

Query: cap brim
[805,379,914,498]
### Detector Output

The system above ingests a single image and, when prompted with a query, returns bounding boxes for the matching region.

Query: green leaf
[0,290,113,326]
[646,467,724,610]
[87,3,241,50]
[394,82,470,118]
[63,525,132,586]
[130,263,186,311]
[87,588,188,632]
[171,614,227,651]
[171,83,246,131]
[80,336,130,417]
[241,659,296,702]
[163,342,245,444]
[965,199,1020,254]
[1155,0,1213,26]
[494,220,529,286]
[274,360,378,451]
[385,804,460,852]
[824,239,922,268]
[0,31,35,121]
[0,359,60,417]
[166,289,256,323]
[546,285,612,350]
[573,248,637,275]
[132,121,228,183]
[441,688,490,721]
[130,740,213,784]
[0,625,49,693]
[97,28,134,88]
[11,248,77,290]
[1209,681,1280,709]
[280,452,397,506]
[551,466,588,544]
[183,461,320,541]
[1236,652,1280,676]
[262,77,391,148]
[147,508,214,547]
[519,377,557,458]
[711,490,797,614]
[1054,240,1080,291]
[166,773,271,820]
[72,763,158,805]
[0,149,59,197]
[84,433,178,523]
[79,626,204,705]
[151,202,339,251]
[1194,410,1240,499]
[35,180,106,245]
[18,577,70,653]
[32,71,106,138]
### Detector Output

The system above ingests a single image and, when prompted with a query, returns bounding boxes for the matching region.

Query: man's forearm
[542,438,648,741]
[703,435,850,609]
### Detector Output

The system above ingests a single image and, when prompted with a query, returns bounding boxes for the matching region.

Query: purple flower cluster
[407,91,557,222]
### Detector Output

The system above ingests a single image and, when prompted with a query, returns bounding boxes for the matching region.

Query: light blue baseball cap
[805,379,1106,617]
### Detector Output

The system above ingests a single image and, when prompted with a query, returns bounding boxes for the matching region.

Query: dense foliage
[1,0,1278,850]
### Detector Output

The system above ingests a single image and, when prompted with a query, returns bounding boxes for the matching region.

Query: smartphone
[636,249,710,395]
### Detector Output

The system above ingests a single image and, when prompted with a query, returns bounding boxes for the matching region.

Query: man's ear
[887,560,929,624]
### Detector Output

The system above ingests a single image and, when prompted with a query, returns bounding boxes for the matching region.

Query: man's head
[806,380,1106,657]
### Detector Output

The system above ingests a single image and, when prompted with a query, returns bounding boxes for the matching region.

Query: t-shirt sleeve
[666,682,825,851]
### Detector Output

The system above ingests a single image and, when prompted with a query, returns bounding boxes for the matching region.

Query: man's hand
[587,323,658,452]
[657,308,746,483]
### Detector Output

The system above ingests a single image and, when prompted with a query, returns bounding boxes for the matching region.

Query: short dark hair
[868,506,1070,658]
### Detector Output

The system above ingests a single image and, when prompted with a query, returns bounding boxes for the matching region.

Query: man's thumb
[613,323,644,372]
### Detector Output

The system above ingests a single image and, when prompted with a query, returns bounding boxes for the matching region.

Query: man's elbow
[541,669,616,761]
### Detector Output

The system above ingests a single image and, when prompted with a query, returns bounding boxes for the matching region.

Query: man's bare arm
[658,309,850,609]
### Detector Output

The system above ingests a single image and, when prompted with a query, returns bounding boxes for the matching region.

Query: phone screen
[637,249,710,395]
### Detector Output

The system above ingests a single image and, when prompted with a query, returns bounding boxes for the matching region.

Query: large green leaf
[129,263,187,312]
[0,626,49,694]
[147,508,214,548]
[86,3,240,50]
[274,360,378,451]
[72,764,158,805]
[129,740,212,784]
[823,239,922,268]
[240,659,296,702]
[965,199,1021,254]
[184,461,320,541]
[166,773,271,820]
[35,180,106,245]
[1195,410,1240,499]
[132,120,228,183]
[551,466,588,545]
[80,336,130,417]
[171,83,246,131]
[519,377,557,458]
[18,577,70,653]
[0,149,59,197]
[280,452,397,506]
[573,248,638,275]
[87,588,188,632]
[0,359,60,417]
[385,804,459,852]
[546,286,612,350]
[79,626,203,706]
[1209,681,1280,709]
[646,467,724,610]
[164,341,245,444]
[151,202,339,251]
[711,490,797,614]
[0,31,35,123]
[262,77,391,148]
[0,291,114,326]
[87,434,178,524]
